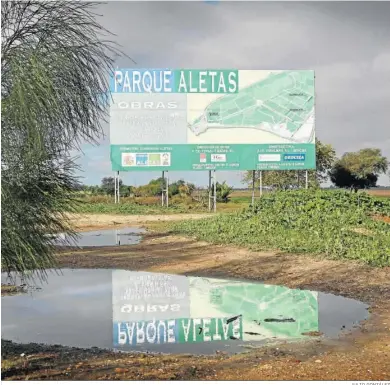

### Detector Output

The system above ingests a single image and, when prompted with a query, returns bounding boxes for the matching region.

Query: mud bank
[2,219,390,380]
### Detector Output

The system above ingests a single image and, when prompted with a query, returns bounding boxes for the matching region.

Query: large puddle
[1,269,369,355]
[52,227,145,247]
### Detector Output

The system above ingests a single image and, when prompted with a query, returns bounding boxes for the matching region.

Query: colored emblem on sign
[200,153,207,163]
[211,154,226,162]
[122,153,135,166]
[148,153,161,166]
[161,153,171,166]
[136,153,148,166]
[283,154,306,161]
[258,154,281,162]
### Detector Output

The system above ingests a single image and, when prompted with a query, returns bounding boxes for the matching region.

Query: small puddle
[52,227,145,247]
[1,270,369,355]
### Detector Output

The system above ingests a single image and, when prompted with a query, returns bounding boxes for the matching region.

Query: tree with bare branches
[1,1,124,278]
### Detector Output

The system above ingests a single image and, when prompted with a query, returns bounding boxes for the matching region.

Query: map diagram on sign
[187,71,315,144]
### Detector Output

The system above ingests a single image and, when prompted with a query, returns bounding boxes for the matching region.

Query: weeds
[74,195,246,214]
[169,190,390,267]
[76,196,209,215]
[77,202,185,215]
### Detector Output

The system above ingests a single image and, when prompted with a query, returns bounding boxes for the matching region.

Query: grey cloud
[85,1,390,186]
[98,2,390,68]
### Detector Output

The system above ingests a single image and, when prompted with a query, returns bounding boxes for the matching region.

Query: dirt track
[68,213,214,232]
[2,214,390,381]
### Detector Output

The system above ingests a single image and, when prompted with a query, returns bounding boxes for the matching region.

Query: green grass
[168,190,390,267]
[229,196,252,204]
[374,195,390,201]
[76,202,188,215]
[73,194,251,215]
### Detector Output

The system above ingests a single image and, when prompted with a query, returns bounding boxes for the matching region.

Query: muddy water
[52,227,146,247]
[1,269,369,355]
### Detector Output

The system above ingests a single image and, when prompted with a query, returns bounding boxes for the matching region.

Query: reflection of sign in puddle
[1,269,368,355]
[113,273,320,350]
[200,280,319,341]
[114,317,242,346]
[112,271,190,322]
[113,272,242,348]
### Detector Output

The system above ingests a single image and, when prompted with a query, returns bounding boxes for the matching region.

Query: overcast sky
[75,1,390,187]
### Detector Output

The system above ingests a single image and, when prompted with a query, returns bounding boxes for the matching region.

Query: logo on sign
[283,154,306,161]
[122,153,135,166]
[211,154,226,162]
[200,153,207,163]
[258,154,281,162]
[162,153,171,166]
[148,153,161,166]
[136,154,148,166]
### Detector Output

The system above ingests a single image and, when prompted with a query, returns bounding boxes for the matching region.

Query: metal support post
[251,170,256,207]
[305,170,309,189]
[114,172,117,203]
[208,170,212,212]
[166,172,169,207]
[161,171,165,207]
[117,171,120,203]
[161,171,169,207]
[213,170,217,213]
[207,170,217,212]
[259,170,263,197]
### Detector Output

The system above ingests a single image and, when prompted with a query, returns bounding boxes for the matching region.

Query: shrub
[169,190,390,266]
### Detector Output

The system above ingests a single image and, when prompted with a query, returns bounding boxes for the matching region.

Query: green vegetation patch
[77,201,186,215]
[1,284,26,296]
[169,190,390,267]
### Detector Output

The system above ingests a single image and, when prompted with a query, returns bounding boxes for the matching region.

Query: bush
[209,181,233,203]
[77,202,181,215]
[169,190,390,266]
[76,195,207,214]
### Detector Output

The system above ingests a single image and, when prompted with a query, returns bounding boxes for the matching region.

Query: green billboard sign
[109,69,316,171]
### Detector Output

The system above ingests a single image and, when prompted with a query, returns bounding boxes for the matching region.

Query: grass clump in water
[169,190,390,267]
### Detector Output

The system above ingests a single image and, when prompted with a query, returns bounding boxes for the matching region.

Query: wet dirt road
[2,214,390,380]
